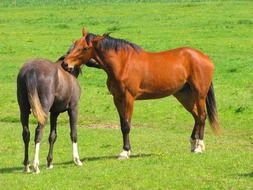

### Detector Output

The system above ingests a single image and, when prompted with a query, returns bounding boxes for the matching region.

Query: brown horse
[17,46,99,173]
[63,27,220,159]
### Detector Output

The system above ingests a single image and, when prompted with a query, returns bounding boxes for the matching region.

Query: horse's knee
[121,119,131,134]
[22,127,30,143]
[121,126,130,134]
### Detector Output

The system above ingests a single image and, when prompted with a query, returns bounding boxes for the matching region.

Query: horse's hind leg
[174,85,205,153]
[18,87,31,173]
[193,97,207,153]
[20,111,30,173]
[33,122,47,174]
[33,103,50,173]
[47,112,59,169]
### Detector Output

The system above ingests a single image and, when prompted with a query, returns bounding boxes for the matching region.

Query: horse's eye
[83,47,89,51]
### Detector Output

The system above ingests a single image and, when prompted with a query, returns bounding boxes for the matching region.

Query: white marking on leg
[198,139,205,151]
[33,143,40,174]
[193,139,205,153]
[118,150,131,159]
[47,164,53,169]
[72,142,82,166]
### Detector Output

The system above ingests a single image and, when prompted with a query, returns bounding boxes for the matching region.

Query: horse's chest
[107,78,125,97]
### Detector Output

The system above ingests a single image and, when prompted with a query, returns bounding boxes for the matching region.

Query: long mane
[86,33,142,53]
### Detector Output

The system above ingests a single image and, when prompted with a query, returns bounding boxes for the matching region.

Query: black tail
[206,82,220,135]
[25,70,47,125]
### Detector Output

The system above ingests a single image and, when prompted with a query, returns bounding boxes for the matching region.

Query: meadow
[0,1,252,189]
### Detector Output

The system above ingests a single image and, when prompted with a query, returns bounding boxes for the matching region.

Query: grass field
[0,1,252,189]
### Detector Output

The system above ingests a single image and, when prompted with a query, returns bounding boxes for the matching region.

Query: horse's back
[144,47,214,79]
[18,59,57,79]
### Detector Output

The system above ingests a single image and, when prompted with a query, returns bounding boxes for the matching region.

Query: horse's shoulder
[57,66,79,86]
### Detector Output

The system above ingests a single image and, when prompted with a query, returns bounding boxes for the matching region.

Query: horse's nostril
[62,62,69,70]
[62,62,68,67]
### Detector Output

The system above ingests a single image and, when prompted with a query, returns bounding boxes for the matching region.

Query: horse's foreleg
[21,111,30,173]
[114,92,134,159]
[47,112,59,169]
[118,117,132,159]
[68,107,82,166]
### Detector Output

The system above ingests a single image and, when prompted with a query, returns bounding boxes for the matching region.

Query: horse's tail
[26,70,47,125]
[206,82,220,135]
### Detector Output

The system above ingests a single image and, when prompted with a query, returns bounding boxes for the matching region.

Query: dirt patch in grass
[81,123,119,129]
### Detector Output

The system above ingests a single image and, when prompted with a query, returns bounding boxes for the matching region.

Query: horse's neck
[94,50,129,79]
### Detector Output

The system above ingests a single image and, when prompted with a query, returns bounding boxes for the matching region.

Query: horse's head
[62,27,104,72]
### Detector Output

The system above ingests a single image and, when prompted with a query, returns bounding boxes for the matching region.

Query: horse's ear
[82,27,87,37]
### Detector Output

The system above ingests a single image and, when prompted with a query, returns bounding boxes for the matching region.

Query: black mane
[57,55,65,61]
[86,33,142,53]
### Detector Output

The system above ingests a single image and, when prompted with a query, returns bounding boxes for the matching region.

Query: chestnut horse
[63,28,220,159]
[17,47,98,173]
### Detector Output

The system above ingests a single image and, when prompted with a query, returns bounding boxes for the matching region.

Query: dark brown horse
[63,28,220,159]
[16,47,98,173]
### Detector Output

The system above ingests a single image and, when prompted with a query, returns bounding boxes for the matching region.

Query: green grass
[0,1,252,189]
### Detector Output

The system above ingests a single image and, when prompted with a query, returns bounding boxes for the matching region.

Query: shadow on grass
[239,172,253,178]
[0,166,23,174]
[54,153,154,166]
[0,153,154,174]
[83,153,154,162]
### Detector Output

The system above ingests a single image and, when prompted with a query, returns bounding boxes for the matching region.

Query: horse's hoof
[118,150,130,160]
[193,146,203,153]
[47,164,53,169]
[74,158,83,166]
[33,163,40,174]
[190,139,205,153]
[23,165,31,173]
[33,166,40,174]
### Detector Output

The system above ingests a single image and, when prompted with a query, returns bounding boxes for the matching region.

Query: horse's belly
[50,101,68,113]
[136,88,178,100]
[136,82,185,100]
[136,92,172,100]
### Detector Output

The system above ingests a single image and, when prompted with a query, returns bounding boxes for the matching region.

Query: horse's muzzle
[61,61,73,72]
